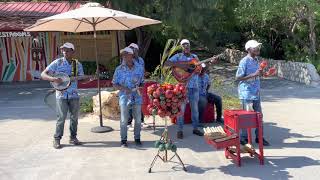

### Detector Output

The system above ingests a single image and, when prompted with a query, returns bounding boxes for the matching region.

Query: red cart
[205,110,264,167]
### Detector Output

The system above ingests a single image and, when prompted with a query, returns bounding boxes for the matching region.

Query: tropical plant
[82,61,97,75]
[104,56,120,74]
[80,96,93,113]
[151,39,182,84]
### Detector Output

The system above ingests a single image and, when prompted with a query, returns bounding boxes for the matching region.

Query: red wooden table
[205,110,264,167]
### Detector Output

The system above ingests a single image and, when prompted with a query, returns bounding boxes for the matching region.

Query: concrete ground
[0,80,320,180]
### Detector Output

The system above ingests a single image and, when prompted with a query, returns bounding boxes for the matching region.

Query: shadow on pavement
[260,79,320,102]
[263,122,320,149]
[218,156,320,180]
[149,121,320,154]
[184,164,215,174]
[62,140,155,150]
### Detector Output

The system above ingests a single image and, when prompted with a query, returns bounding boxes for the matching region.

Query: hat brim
[129,46,139,50]
[121,51,134,55]
[60,46,74,50]
[246,43,262,50]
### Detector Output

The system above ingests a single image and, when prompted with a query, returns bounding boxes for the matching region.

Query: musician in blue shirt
[41,42,85,149]
[164,39,203,139]
[120,43,144,68]
[236,40,270,146]
[198,64,223,123]
[127,43,149,130]
[129,43,145,68]
[113,47,144,147]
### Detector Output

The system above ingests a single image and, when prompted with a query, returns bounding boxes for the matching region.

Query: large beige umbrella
[25,2,161,133]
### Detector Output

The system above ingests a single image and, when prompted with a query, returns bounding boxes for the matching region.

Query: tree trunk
[135,27,152,59]
[289,20,305,48]
[308,11,317,56]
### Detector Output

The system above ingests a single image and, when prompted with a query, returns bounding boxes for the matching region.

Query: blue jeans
[54,98,79,140]
[177,88,199,131]
[127,109,144,124]
[120,104,142,141]
[240,99,263,140]
[198,93,222,123]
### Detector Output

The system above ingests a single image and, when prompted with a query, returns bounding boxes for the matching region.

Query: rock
[93,90,120,120]
[307,63,320,81]
[224,48,247,64]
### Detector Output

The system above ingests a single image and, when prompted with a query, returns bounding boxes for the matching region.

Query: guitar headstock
[199,53,225,65]
[210,53,225,61]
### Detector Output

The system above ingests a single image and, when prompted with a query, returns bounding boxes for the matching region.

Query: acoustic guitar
[172,54,224,83]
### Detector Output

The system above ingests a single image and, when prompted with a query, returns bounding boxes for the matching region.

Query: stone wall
[266,60,320,86]
[223,48,320,86]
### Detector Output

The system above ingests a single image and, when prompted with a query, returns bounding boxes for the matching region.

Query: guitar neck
[199,58,214,64]
[77,75,96,81]
[197,54,223,65]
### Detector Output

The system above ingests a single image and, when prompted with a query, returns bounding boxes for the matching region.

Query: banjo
[49,72,97,91]
[50,72,71,91]
[44,72,97,111]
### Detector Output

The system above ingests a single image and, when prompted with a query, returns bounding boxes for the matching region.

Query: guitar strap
[57,58,78,77]
[71,59,79,78]
[179,53,196,60]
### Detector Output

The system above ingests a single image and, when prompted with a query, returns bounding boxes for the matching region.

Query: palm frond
[151,39,182,84]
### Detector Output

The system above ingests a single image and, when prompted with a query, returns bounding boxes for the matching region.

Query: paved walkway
[0,80,319,180]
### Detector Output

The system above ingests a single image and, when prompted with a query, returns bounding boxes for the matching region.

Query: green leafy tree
[96,0,239,57]
[235,0,320,60]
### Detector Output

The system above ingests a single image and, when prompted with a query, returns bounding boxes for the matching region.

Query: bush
[81,56,120,80]
[80,97,93,113]
[316,64,320,74]
[311,60,320,75]
[81,61,97,75]
[105,56,120,74]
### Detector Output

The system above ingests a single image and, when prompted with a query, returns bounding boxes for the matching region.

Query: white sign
[0,32,31,38]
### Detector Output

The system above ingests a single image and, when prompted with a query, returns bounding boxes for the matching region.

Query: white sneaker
[141,122,150,128]
[128,124,134,131]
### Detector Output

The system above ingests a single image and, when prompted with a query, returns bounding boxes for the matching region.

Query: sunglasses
[62,48,73,52]
[182,43,190,47]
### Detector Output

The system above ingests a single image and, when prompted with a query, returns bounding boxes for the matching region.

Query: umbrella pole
[91,27,113,133]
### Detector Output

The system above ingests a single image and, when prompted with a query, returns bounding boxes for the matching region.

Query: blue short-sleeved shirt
[236,55,260,100]
[46,57,84,99]
[135,57,144,68]
[112,63,144,105]
[198,73,210,96]
[169,53,199,89]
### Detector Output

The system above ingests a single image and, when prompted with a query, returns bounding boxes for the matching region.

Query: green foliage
[81,56,119,78]
[151,39,181,84]
[80,97,93,113]
[105,56,120,74]
[235,0,320,61]
[108,0,239,51]
[310,58,320,74]
[97,0,320,74]
[81,62,96,75]
[316,64,320,74]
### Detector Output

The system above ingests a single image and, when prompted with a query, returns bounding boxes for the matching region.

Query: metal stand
[90,26,113,133]
[148,117,187,173]
[152,114,156,131]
